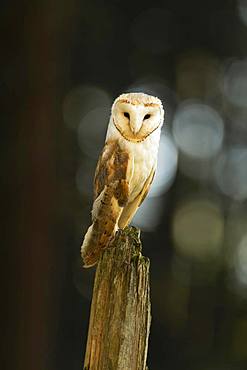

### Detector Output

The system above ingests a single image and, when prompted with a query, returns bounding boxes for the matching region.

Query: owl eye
[143,114,151,120]
[123,112,130,119]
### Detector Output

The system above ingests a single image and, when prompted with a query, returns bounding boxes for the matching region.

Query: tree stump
[83,226,151,370]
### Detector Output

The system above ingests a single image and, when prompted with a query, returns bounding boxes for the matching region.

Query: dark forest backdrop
[1,0,247,369]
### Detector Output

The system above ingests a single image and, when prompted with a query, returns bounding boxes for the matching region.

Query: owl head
[111,92,164,143]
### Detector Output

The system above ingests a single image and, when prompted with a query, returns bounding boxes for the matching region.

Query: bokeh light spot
[172,101,224,159]
[132,196,164,232]
[172,198,224,261]
[214,146,247,201]
[78,107,109,159]
[223,59,247,108]
[235,234,247,285]
[176,51,221,100]
[149,134,178,197]
[237,0,247,27]
[63,85,111,130]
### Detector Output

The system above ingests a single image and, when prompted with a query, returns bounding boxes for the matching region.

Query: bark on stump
[83,226,151,370]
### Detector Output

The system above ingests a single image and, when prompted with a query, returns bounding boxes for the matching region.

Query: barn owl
[81,92,164,267]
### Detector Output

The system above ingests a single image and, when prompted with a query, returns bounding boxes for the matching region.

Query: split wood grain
[83,227,151,370]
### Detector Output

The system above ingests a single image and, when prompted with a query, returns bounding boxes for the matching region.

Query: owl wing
[118,166,156,229]
[81,140,133,267]
[93,140,132,205]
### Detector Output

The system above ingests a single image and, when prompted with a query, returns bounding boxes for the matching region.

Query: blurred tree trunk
[84,227,151,370]
[11,2,79,370]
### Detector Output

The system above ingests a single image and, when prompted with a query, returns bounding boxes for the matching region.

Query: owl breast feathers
[81,92,164,267]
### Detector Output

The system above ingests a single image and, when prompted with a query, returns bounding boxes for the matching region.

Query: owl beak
[129,117,142,134]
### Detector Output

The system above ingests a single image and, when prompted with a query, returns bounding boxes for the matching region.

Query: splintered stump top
[83,227,151,370]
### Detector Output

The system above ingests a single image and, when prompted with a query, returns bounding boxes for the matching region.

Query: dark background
[2,0,247,369]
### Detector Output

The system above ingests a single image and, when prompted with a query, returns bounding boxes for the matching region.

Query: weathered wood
[84,226,151,370]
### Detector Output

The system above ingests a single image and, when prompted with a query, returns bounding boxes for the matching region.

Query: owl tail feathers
[81,224,99,268]
[81,221,117,268]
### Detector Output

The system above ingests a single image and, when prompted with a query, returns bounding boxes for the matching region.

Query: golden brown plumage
[82,141,131,267]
